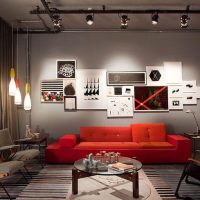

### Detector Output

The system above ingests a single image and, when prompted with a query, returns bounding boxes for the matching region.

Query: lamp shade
[24,83,31,110]
[14,79,22,105]
[9,68,16,96]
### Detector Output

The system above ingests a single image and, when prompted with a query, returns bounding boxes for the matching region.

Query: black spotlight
[52,14,62,30]
[86,14,94,25]
[121,15,130,29]
[152,13,159,25]
[180,14,190,28]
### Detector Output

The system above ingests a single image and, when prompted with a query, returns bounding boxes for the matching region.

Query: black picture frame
[57,60,76,79]
[64,96,77,111]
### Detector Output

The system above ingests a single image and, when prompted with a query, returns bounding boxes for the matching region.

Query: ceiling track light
[152,12,159,25]
[52,14,62,30]
[180,14,190,28]
[86,14,94,25]
[120,15,130,29]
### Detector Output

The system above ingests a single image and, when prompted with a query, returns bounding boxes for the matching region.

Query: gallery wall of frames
[40,60,199,118]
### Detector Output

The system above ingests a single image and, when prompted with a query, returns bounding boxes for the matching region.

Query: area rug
[67,169,162,200]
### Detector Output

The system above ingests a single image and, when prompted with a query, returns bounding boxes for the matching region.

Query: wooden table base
[72,168,139,198]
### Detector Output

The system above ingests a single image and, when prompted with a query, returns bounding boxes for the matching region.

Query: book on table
[108,162,134,172]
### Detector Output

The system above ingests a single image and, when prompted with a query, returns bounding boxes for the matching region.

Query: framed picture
[63,79,76,96]
[196,86,200,99]
[76,69,107,109]
[182,80,197,93]
[183,93,197,105]
[168,85,183,98]
[41,80,63,102]
[57,60,76,79]
[169,98,183,110]
[107,96,133,117]
[64,96,77,111]
[122,86,134,96]
[107,86,134,96]
[146,66,165,86]
[164,62,182,84]
[107,71,146,85]
[134,86,168,112]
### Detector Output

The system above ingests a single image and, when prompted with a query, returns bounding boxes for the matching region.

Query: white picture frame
[107,96,133,117]
[146,66,165,86]
[168,85,183,98]
[76,69,107,109]
[183,93,197,105]
[164,62,182,84]
[169,98,183,110]
[196,86,200,99]
[182,80,197,93]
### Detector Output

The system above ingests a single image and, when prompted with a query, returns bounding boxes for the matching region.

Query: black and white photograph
[169,98,183,110]
[57,60,76,79]
[168,85,183,98]
[182,80,197,93]
[63,79,76,96]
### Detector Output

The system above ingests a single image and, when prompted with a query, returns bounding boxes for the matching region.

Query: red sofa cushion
[59,134,77,148]
[132,123,166,142]
[75,142,140,149]
[80,127,132,142]
[138,142,174,148]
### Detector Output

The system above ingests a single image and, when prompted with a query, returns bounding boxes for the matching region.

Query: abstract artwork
[107,71,146,85]
[164,62,182,84]
[57,60,76,79]
[107,96,133,117]
[122,86,134,96]
[76,69,107,109]
[64,96,77,111]
[182,80,197,93]
[134,86,168,111]
[107,86,134,96]
[63,79,76,96]
[41,80,63,102]
[146,66,165,86]
[114,87,122,95]
[168,85,183,98]
[183,93,197,105]
[169,98,183,110]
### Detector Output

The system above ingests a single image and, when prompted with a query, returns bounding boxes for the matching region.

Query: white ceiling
[1,0,200,31]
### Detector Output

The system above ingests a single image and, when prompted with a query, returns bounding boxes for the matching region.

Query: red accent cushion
[138,142,174,148]
[132,123,166,142]
[75,142,140,149]
[80,127,132,142]
[59,134,77,148]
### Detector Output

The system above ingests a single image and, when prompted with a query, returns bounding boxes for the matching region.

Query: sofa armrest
[167,134,192,149]
[59,134,77,148]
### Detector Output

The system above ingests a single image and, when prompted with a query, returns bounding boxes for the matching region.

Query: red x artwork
[134,86,168,111]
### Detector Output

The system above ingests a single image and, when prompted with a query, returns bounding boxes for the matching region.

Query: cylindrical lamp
[9,67,16,96]
[24,83,31,110]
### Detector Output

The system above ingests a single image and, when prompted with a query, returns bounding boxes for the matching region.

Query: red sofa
[45,123,192,164]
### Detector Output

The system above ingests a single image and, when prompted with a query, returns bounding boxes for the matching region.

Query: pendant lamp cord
[16,27,18,79]
[26,27,28,83]
[11,24,13,67]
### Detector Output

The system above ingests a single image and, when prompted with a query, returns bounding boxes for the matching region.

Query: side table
[15,136,48,166]
[184,133,200,154]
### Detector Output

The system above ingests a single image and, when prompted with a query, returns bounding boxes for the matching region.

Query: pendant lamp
[15,27,22,105]
[9,24,16,96]
[24,28,31,111]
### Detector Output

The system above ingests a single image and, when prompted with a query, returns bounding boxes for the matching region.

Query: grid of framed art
[40,60,199,115]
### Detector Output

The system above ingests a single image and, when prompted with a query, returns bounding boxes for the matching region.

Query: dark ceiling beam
[30,8,200,15]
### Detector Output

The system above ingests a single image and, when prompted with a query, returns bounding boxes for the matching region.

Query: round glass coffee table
[72,156,142,198]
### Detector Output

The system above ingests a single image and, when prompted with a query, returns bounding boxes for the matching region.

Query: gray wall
[17,31,200,139]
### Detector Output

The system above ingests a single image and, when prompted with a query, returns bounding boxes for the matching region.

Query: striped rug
[1,163,200,199]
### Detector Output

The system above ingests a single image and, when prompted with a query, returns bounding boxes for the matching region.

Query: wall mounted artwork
[168,85,183,98]
[76,69,107,109]
[146,66,165,86]
[57,60,76,79]
[63,79,76,96]
[107,86,134,96]
[196,87,200,99]
[182,80,197,93]
[107,71,146,85]
[64,96,77,111]
[122,86,134,96]
[107,97,133,117]
[134,86,168,111]
[164,62,182,84]
[183,93,197,105]
[41,80,63,102]
[169,98,183,110]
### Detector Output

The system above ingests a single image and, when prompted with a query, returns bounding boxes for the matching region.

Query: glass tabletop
[74,156,142,175]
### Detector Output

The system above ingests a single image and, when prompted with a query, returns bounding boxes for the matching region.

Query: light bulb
[24,93,31,110]
[9,78,16,96]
